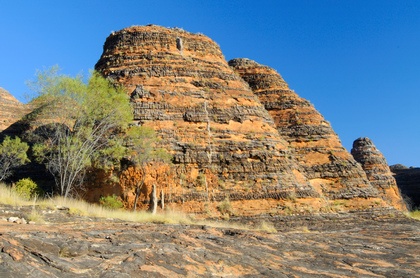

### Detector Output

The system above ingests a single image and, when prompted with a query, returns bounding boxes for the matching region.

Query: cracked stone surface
[0,204,418,277]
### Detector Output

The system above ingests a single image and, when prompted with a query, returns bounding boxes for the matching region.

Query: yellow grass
[0,182,32,206]
[0,183,244,229]
[27,210,46,223]
[40,195,197,225]
[255,220,278,233]
[0,183,275,231]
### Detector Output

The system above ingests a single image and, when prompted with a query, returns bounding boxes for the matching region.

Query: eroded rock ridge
[92,26,403,215]
[351,137,407,210]
[228,58,379,200]
[0,88,32,136]
[95,25,319,215]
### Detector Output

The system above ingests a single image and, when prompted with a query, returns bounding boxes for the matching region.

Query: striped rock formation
[0,26,407,216]
[352,137,407,210]
[92,25,409,215]
[0,88,32,135]
[92,25,410,216]
[228,58,378,201]
[94,25,318,215]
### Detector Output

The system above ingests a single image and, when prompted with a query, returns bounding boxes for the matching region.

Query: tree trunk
[133,179,144,212]
[133,190,139,212]
[151,183,157,214]
[161,189,164,210]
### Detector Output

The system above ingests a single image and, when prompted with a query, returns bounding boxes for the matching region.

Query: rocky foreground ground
[0,205,419,277]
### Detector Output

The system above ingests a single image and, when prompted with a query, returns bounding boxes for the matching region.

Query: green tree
[0,136,30,181]
[28,66,133,198]
[126,126,172,211]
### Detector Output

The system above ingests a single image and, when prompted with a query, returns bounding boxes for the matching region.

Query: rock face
[95,25,320,215]
[351,137,407,210]
[92,25,408,215]
[0,204,418,277]
[228,58,378,201]
[0,88,32,136]
[390,165,420,209]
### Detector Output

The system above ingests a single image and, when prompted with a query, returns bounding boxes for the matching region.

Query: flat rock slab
[0,206,419,277]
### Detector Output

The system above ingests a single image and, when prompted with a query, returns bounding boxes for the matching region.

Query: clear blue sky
[1,0,419,167]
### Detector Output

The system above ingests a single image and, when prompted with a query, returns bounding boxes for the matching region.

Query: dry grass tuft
[0,183,277,232]
[27,210,46,223]
[256,220,278,233]
[48,196,195,225]
[0,182,32,206]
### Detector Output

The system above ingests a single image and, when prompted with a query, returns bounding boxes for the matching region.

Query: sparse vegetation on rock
[125,126,171,211]
[217,195,232,214]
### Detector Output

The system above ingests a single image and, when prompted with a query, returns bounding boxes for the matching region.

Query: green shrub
[99,194,123,210]
[218,195,232,214]
[14,178,43,200]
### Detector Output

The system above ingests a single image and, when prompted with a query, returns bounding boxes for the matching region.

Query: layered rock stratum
[351,137,407,210]
[0,88,32,135]
[228,58,376,201]
[94,25,319,215]
[92,25,402,215]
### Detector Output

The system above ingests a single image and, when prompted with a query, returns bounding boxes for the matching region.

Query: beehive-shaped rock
[0,88,32,135]
[95,26,318,215]
[228,58,378,200]
[352,137,407,210]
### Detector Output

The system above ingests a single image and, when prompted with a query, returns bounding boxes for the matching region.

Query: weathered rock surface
[0,204,419,277]
[351,137,407,210]
[0,88,32,136]
[228,58,380,202]
[390,164,420,209]
[94,25,318,215]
